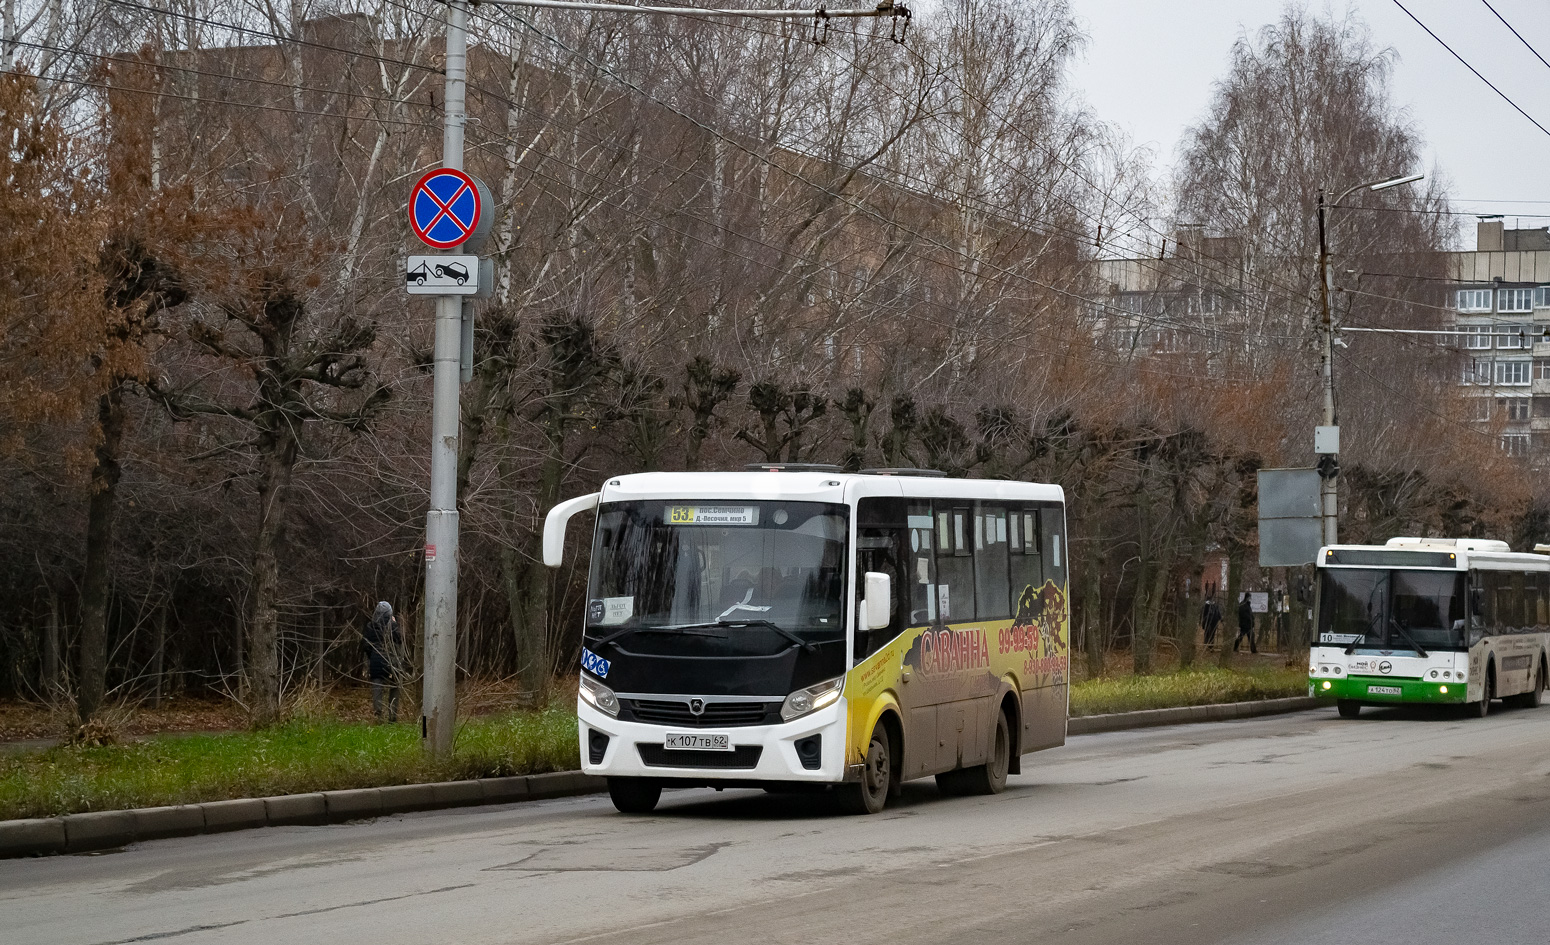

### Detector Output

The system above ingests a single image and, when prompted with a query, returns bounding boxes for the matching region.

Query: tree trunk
[151,604,167,708]
[247,424,298,727]
[1082,533,1105,679]
[43,590,59,695]
[1220,549,1243,668]
[1178,567,1201,669]
[78,385,126,724]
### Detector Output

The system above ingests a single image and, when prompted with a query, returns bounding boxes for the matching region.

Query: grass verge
[0,705,579,821]
[1070,666,1307,717]
[2,669,1310,820]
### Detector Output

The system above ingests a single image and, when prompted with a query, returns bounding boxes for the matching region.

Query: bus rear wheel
[607,777,661,814]
[1507,662,1544,709]
[937,709,1011,796]
[1336,700,1360,719]
[838,723,892,815]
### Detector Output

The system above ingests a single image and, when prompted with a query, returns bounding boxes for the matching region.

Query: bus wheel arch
[875,708,904,798]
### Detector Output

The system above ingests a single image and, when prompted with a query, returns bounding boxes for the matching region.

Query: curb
[1067,696,1320,735]
[0,771,603,859]
[0,699,1324,859]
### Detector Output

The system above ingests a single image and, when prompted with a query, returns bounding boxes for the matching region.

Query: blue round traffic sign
[410,168,482,249]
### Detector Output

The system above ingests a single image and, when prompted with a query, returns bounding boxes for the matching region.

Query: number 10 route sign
[410,168,483,249]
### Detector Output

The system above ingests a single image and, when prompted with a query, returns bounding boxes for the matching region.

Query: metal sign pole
[422,0,469,758]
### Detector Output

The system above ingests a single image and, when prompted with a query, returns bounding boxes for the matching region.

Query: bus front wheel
[1336,700,1360,719]
[838,723,892,815]
[1472,670,1494,719]
[608,777,661,814]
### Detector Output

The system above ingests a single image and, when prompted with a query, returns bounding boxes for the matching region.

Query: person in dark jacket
[1200,596,1223,647]
[1233,592,1257,654]
[363,601,403,722]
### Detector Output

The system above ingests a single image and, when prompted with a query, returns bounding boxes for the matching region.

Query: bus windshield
[585,500,848,644]
[1317,568,1466,651]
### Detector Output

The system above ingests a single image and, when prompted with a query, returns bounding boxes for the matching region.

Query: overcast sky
[1067,0,1550,248]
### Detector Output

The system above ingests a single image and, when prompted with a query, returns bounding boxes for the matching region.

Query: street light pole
[1313,171,1425,550]
[1316,188,1338,547]
[422,0,469,758]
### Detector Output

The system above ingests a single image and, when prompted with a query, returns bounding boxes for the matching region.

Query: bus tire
[952,708,1012,796]
[837,722,892,815]
[1472,667,1494,718]
[1336,700,1360,719]
[608,777,661,814]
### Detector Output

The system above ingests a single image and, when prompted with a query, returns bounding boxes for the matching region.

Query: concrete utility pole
[1313,171,1424,549]
[418,0,911,757]
[422,0,469,758]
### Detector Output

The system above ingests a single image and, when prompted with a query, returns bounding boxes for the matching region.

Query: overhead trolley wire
[1390,0,1550,140]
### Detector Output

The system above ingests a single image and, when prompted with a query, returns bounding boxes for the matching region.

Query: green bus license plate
[664,732,731,751]
[1367,685,1402,696]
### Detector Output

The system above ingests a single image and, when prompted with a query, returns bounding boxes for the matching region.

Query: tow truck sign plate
[405,255,480,295]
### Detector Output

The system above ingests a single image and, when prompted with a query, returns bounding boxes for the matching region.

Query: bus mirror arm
[864,572,892,631]
[543,492,601,567]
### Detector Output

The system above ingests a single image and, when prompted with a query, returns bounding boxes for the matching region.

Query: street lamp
[1314,172,1425,546]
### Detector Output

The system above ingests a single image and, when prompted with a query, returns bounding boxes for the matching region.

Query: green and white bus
[1311,538,1550,718]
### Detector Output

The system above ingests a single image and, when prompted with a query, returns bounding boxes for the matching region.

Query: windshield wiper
[1387,616,1429,658]
[585,625,714,648]
[660,619,817,653]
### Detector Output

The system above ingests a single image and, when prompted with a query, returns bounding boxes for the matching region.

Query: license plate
[1368,685,1402,696]
[664,732,731,751]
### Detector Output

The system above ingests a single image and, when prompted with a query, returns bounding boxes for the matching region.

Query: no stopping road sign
[410,168,484,249]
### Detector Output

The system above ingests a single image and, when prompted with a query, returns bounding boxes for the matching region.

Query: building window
[1457,289,1493,312]
[1535,286,1550,309]
[1499,288,1534,313]
[1496,360,1532,386]
[1502,433,1530,457]
[1463,358,1492,385]
[1462,325,1492,349]
[1537,359,1550,380]
[1501,398,1531,421]
[1472,396,1493,421]
[1533,396,1550,419]
[1498,324,1531,349]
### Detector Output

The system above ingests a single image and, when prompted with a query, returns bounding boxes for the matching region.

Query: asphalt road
[5,704,1550,945]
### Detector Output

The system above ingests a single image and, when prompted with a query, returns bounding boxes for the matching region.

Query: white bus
[543,465,1071,814]
[1311,538,1549,718]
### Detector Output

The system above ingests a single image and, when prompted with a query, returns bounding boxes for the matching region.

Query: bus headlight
[1321,681,1332,690]
[579,675,619,717]
[781,677,844,722]
[1440,685,1449,694]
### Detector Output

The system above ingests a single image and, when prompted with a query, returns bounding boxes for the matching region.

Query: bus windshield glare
[585,500,848,642]
[1318,568,1466,650]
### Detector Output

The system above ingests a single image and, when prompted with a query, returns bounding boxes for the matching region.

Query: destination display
[663,506,759,525]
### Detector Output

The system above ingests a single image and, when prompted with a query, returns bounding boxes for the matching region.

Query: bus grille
[636,744,764,769]
[624,698,778,728]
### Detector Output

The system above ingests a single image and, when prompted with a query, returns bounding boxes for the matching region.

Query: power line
[1481,0,1550,73]
[1390,0,1550,139]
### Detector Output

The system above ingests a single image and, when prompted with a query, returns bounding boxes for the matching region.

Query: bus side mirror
[542,492,600,567]
[864,572,892,630]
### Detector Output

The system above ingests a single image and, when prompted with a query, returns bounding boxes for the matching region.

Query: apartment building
[1449,219,1550,458]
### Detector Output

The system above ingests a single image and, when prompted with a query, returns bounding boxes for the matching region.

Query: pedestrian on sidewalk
[1200,595,1223,648]
[1233,592,1257,654]
[363,601,403,723]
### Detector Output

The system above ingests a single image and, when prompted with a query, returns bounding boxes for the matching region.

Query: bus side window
[1040,505,1067,588]
[935,504,976,623]
[907,504,937,627]
[1008,508,1041,619]
[1539,573,1550,628]
[974,504,1011,620]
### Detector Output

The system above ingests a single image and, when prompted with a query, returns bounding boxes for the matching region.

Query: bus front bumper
[577,696,851,783]
[1310,675,1467,704]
